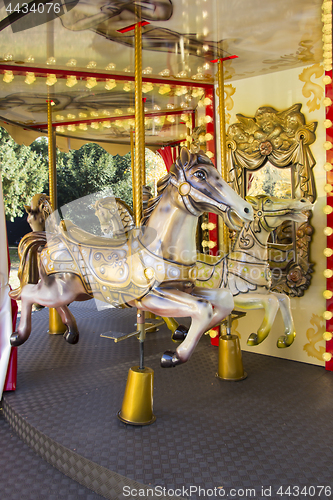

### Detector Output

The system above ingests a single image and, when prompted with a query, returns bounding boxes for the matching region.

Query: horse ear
[24,205,31,213]
[180,147,191,168]
[245,196,258,207]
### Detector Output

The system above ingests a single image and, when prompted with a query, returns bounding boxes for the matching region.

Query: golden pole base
[118,366,156,425]
[48,308,67,335]
[217,334,247,381]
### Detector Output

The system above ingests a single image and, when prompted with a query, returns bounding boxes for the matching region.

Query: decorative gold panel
[226,104,317,297]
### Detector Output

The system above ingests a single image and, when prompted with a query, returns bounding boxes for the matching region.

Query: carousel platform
[1,301,333,500]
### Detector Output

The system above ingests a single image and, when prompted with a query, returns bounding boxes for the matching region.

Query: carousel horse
[196,195,313,348]
[13,194,53,293]
[25,193,52,232]
[9,147,253,368]
[94,197,135,236]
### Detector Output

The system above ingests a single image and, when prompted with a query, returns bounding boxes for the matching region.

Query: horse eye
[265,199,272,204]
[194,170,206,180]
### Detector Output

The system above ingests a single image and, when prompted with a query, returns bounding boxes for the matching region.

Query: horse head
[25,193,52,232]
[245,195,314,233]
[168,147,253,229]
[94,197,121,235]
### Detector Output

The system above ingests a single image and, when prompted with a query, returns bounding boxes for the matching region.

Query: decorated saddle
[39,221,198,306]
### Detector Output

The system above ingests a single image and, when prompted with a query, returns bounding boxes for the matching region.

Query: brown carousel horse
[10,148,253,367]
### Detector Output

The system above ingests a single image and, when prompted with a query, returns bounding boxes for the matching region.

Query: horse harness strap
[254,198,291,233]
[170,172,230,217]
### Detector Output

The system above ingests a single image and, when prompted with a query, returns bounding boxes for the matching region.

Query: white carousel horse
[10,148,253,367]
[196,195,313,348]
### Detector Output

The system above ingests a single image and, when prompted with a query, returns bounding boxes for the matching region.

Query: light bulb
[323,311,333,320]
[105,79,116,90]
[66,75,77,87]
[46,74,57,86]
[25,72,36,84]
[86,77,97,89]
[323,331,333,341]
[322,352,333,362]
[3,71,14,83]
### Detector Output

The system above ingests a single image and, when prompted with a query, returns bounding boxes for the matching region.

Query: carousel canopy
[0,0,326,152]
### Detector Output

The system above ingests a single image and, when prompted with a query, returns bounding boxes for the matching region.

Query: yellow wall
[218,65,327,366]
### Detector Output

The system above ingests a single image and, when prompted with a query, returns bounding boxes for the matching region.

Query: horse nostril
[244,207,250,214]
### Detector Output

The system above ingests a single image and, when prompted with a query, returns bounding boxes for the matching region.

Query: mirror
[226,103,317,297]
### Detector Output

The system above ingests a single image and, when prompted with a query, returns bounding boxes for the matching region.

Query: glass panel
[246,162,292,198]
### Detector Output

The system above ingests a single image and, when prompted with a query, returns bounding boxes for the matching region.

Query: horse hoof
[160,350,182,368]
[171,325,188,342]
[10,332,27,347]
[277,334,295,348]
[247,333,258,346]
[63,329,79,345]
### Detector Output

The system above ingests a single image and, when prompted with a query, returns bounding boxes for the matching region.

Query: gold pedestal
[217,334,247,381]
[118,366,156,425]
[48,308,67,335]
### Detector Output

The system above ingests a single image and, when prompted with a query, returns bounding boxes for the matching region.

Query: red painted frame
[325,70,333,371]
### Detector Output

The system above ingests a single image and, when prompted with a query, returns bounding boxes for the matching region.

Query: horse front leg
[271,292,296,348]
[134,288,215,367]
[233,292,280,346]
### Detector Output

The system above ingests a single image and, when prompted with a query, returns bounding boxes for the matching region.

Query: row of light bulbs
[321,0,332,72]
[55,114,184,133]
[322,68,333,362]
[321,0,333,363]
[2,52,212,81]
[2,69,207,104]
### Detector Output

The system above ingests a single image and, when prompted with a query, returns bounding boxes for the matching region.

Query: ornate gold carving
[226,103,317,296]
[299,64,325,112]
[216,84,236,124]
[303,314,326,361]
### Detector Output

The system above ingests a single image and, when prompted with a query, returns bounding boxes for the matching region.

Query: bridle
[252,197,293,233]
[169,155,232,217]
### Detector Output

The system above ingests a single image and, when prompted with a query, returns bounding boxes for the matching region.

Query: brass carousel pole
[47,93,66,335]
[215,56,246,381]
[217,58,229,255]
[118,18,155,425]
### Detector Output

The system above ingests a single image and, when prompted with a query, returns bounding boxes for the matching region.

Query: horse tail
[9,232,48,300]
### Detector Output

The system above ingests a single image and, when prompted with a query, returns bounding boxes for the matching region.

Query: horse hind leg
[233,293,280,346]
[10,284,35,346]
[56,305,79,345]
[272,292,296,348]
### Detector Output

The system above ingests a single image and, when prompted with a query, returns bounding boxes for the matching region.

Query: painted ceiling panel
[0,0,325,145]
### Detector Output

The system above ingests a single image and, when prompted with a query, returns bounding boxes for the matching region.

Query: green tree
[0,128,48,220]
[56,144,133,208]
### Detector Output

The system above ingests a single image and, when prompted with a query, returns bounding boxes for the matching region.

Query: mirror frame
[226,103,317,297]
